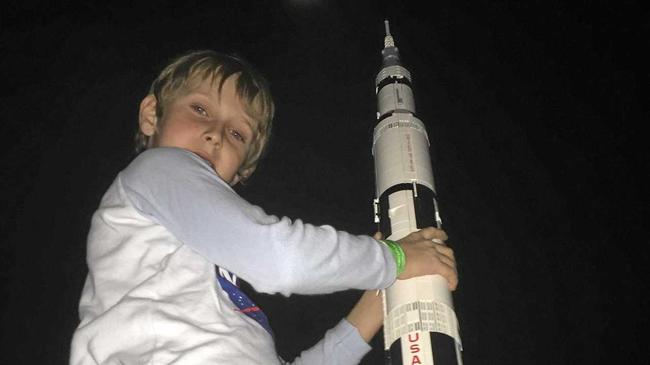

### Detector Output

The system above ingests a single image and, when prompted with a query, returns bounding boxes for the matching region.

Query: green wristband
[381,239,406,277]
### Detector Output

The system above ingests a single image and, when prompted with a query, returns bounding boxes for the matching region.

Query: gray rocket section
[372,21,463,365]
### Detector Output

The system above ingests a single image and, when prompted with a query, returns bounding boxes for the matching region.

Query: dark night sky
[1,1,646,364]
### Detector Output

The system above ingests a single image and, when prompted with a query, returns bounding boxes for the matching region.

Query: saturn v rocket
[372,21,463,365]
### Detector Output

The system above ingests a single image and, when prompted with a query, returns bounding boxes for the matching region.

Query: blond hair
[135,50,274,179]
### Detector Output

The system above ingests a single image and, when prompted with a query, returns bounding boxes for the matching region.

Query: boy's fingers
[433,229,448,241]
[435,262,458,290]
[429,244,456,272]
[417,227,437,240]
[417,227,448,242]
[431,245,457,290]
[434,244,455,260]
[445,279,458,291]
[437,255,456,272]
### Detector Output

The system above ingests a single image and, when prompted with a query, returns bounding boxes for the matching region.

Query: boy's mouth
[193,150,214,168]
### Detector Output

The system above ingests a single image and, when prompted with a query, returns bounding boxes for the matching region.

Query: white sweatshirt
[70,147,397,364]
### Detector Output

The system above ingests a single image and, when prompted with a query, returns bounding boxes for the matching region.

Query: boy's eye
[229,128,246,143]
[191,104,208,116]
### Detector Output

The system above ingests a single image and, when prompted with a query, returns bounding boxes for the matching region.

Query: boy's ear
[230,167,255,186]
[229,175,242,186]
[139,95,158,137]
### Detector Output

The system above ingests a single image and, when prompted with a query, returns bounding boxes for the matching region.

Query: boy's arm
[344,231,385,343]
[282,319,372,365]
[120,148,398,296]
[345,290,384,343]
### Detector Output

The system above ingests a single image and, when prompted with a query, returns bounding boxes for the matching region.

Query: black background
[1,1,646,364]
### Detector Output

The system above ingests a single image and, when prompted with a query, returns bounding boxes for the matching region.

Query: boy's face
[139,75,254,186]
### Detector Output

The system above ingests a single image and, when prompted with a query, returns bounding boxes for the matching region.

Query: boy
[70,50,457,364]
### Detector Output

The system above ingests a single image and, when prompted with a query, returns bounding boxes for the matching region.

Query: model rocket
[372,21,463,365]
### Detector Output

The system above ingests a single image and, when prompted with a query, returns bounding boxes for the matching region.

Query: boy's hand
[347,228,457,343]
[389,227,458,291]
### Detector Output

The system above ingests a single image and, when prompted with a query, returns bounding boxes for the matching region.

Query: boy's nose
[203,129,223,147]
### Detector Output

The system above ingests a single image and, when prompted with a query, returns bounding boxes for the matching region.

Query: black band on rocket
[378,183,438,238]
[377,110,421,123]
[376,75,413,91]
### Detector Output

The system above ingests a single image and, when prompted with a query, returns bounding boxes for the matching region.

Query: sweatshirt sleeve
[283,319,371,365]
[119,147,397,296]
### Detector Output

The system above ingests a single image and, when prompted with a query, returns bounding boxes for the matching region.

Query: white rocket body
[372,22,463,365]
